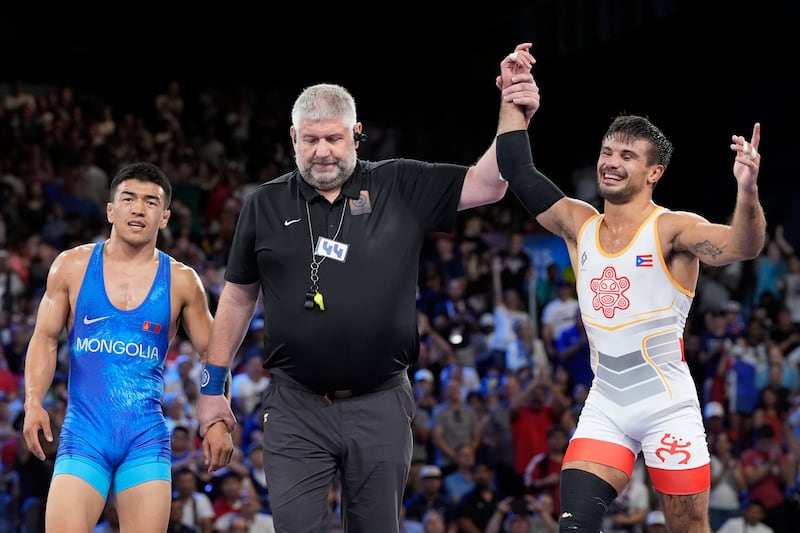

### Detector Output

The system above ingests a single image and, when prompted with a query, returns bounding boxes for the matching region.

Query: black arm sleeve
[497,130,565,217]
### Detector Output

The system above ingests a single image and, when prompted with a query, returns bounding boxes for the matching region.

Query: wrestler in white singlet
[565,207,711,494]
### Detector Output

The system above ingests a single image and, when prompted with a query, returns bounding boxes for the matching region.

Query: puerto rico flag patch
[636,254,653,268]
[142,321,162,333]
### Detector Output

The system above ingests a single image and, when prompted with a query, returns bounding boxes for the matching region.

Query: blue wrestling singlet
[54,241,173,496]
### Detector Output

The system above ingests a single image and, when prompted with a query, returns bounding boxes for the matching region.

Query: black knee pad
[559,469,618,532]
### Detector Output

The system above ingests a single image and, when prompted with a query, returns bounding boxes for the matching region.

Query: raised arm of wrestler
[458,42,539,210]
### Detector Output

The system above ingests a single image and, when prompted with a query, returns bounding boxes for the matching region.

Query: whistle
[314,291,325,311]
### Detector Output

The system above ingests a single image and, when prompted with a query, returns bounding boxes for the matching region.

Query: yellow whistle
[314,291,325,311]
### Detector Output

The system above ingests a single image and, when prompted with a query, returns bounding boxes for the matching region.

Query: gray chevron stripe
[587,315,677,337]
[593,334,682,406]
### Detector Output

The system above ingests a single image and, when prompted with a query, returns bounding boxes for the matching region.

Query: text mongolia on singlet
[75,337,160,359]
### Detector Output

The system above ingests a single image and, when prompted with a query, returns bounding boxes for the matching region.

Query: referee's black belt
[269,372,408,404]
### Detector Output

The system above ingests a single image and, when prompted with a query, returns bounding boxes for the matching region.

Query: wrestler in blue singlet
[54,241,172,496]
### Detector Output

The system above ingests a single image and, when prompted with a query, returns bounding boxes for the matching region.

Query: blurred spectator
[741,425,792,531]
[708,431,745,531]
[755,383,790,449]
[430,275,480,368]
[167,492,195,533]
[431,379,482,475]
[483,256,530,375]
[164,392,198,438]
[0,251,24,316]
[505,316,548,376]
[509,371,569,486]
[457,214,492,316]
[696,264,733,319]
[770,306,800,357]
[721,300,747,337]
[482,372,523,497]
[419,508,452,533]
[540,280,579,360]
[211,470,245,520]
[3,81,35,114]
[430,234,466,288]
[726,318,769,444]
[454,461,500,532]
[0,393,15,447]
[412,367,438,415]
[415,311,455,383]
[164,351,203,406]
[231,352,269,420]
[554,307,594,390]
[438,358,481,404]
[242,442,269,514]
[700,309,739,407]
[753,236,789,311]
[535,263,561,321]
[703,400,729,453]
[756,341,798,397]
[486,492,558,533]
[402,465,456,529]
[496,232,533,310]
[155,80,184,131]
[716,498,774,533]
[407,366,437,495]
[723,339,760,446]
[170,424,201,474]
[0,348,20,400]
[782,253,800,328]
[522,424,568,519]
[442,444,476,504]
[212,487,275,532]
[173,466,215,533]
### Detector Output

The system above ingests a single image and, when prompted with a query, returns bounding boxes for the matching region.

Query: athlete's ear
[647,164,665,186]
[106,202,114,224]
[160,209,171,229]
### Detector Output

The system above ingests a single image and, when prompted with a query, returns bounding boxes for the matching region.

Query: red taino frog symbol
[590,266,630,318]
[655,433,692,464]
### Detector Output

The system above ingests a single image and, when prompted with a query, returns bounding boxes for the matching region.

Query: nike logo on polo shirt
[284,218,301,226]
[83,315,111,325]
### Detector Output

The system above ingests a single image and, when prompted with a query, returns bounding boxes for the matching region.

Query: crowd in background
[1,77,800,532]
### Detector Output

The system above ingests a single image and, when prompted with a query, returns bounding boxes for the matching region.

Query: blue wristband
[200,363,230,395]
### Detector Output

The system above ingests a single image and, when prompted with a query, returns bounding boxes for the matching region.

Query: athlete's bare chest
[103,261,159,310]
[598,225,638,254]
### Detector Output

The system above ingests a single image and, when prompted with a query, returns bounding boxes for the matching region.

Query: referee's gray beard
[297,150,357,192]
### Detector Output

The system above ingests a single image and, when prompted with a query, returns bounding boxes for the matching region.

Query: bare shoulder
[657,209,710,236]
[51,243,95,278]
[168,257,205,295]
[540,197,598,243]
[657,209,716,256]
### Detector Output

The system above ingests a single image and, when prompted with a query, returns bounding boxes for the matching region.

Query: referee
[196,44,540,532]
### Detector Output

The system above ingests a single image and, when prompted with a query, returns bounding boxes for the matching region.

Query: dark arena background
[3,1,797,241]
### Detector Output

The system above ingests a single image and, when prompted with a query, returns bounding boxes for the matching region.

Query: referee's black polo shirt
[225,158,468,394]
